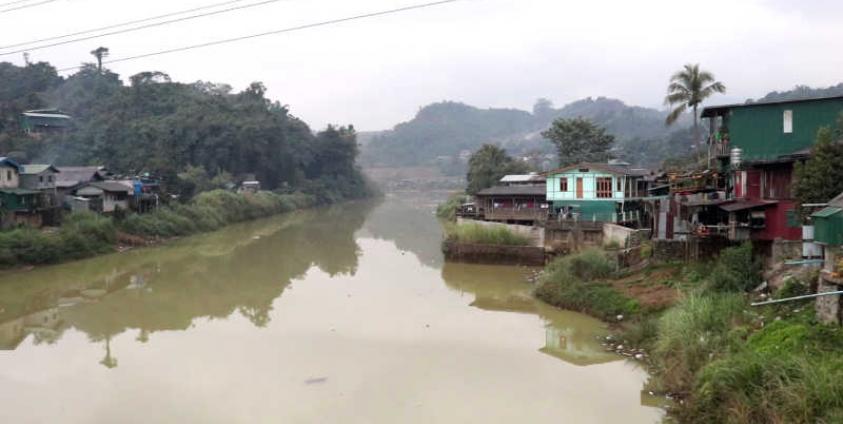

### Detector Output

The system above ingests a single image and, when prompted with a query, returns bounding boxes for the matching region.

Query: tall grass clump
[535,249,638,321]
[684,320,843,424]
[436,193,468,221]
[445,223,530,246]
[708,242,762,292]
[652,292,746,394]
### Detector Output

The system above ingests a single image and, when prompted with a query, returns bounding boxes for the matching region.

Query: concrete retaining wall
[653,237,734,263]
[442,241,546,266]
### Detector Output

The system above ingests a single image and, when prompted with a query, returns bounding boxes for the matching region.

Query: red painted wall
[755,200,801,241]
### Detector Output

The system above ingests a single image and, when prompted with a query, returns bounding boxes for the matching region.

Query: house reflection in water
[0,308,63,350]
[539,325,618,367]
[441,261,621,367]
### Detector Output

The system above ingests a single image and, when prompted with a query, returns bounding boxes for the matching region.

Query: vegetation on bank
[0,189,366,269]
[535,249,639,320]
[444,223,530,246]
[535,242,843,423]
[436,192,468,221]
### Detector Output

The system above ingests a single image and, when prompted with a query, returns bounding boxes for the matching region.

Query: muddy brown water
[0,193,663,423]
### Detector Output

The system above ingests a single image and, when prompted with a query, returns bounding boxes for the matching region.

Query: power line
[0,0,252,50]
[0,0,38,7]
[57,0,460,73]
[1,0,289,56]
[0,0,57,15]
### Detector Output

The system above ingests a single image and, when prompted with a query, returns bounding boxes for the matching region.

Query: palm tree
[665,64,726,152]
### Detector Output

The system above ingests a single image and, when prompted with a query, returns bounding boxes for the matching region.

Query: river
[0,193,663,423]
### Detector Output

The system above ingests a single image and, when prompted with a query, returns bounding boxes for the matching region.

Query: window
[596,177,612,198]
[783,110,793,134]
[560,178,568,192]
[39,175,44,183]
[616,177,622,192]
[6,170,10,181]
[48,175,53,183]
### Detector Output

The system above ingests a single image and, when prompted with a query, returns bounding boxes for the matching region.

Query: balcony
[483,207,548,222]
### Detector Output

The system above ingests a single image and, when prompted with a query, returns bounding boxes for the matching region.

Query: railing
[711,141,731,157]
[483,208,548,222]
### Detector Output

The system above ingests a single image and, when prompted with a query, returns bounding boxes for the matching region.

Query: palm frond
[665,104,687,125]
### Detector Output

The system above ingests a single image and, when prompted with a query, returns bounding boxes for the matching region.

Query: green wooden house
[813,193,843,246]
[20,109,72,135]
[544,163,650,222]
[703,95,843,162]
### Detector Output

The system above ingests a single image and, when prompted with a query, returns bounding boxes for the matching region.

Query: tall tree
[90,47,109,73]
[664,64,726,152]
[793,122,843,208]
[542,117,614,167]
[465,144,528,195]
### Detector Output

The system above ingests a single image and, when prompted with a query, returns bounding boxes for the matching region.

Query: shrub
[708,242,762,292]
[568,248,614,280]
[535,251,638,321]
[436,192,468,221]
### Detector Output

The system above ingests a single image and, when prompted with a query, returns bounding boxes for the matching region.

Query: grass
[436,192,468,221]
[599,241,843,423]
[120,190,316,238]
[0,190,321,268]
[535,249,639,321]
[444,222,531,246]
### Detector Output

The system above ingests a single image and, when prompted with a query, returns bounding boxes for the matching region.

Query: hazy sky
[2,0,843,130]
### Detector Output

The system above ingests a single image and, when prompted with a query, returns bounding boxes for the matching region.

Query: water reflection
[440,262,618,366]
[0,201,372,358]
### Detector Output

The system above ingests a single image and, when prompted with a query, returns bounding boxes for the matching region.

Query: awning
[720,200,778,212]
[813,207,842,218]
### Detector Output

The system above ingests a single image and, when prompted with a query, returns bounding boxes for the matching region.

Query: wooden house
[544,162,651,224]
[702,95,843,242]
[474,184,548,224]
[20,109,72,136]
[0,158,46,228]
[76,181,132,214]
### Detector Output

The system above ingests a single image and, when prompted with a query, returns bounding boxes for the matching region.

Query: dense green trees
[664,64,726,151]
[0,61,370,202]
[794,121,843,207]
[465,144,528,195]
[542,117,614,166]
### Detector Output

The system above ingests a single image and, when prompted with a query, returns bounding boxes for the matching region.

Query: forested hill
[361,97,694,169]
[753,83,843,103]
[0,62,370,203]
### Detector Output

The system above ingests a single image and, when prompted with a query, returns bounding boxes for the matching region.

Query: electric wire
[56,0,460,73]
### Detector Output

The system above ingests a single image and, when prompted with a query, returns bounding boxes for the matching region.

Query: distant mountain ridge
[361,97,693,169]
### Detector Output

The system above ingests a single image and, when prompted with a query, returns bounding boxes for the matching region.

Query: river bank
[534,244,843,423]
[0,189,353,270]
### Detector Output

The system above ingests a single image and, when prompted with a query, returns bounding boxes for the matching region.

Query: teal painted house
[544,163,650,222]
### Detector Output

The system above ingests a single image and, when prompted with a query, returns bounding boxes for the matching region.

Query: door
[576,178,584,199]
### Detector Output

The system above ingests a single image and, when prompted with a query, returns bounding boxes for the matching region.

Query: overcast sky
[2,0,843,130]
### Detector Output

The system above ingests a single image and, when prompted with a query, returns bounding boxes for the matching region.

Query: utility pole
[90,46,109,73]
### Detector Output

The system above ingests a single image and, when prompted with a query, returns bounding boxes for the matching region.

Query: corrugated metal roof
[701,94,843,117]
[476,185,547,196]
[720,200,778,212]
[56,166,106,185]
[500,174,543,183]
[20,164,58,175]
[544,162,650,177]
[812,207,842,218]
[85,181,132,193]
[0,188,39,195]
[0,157,21,172]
